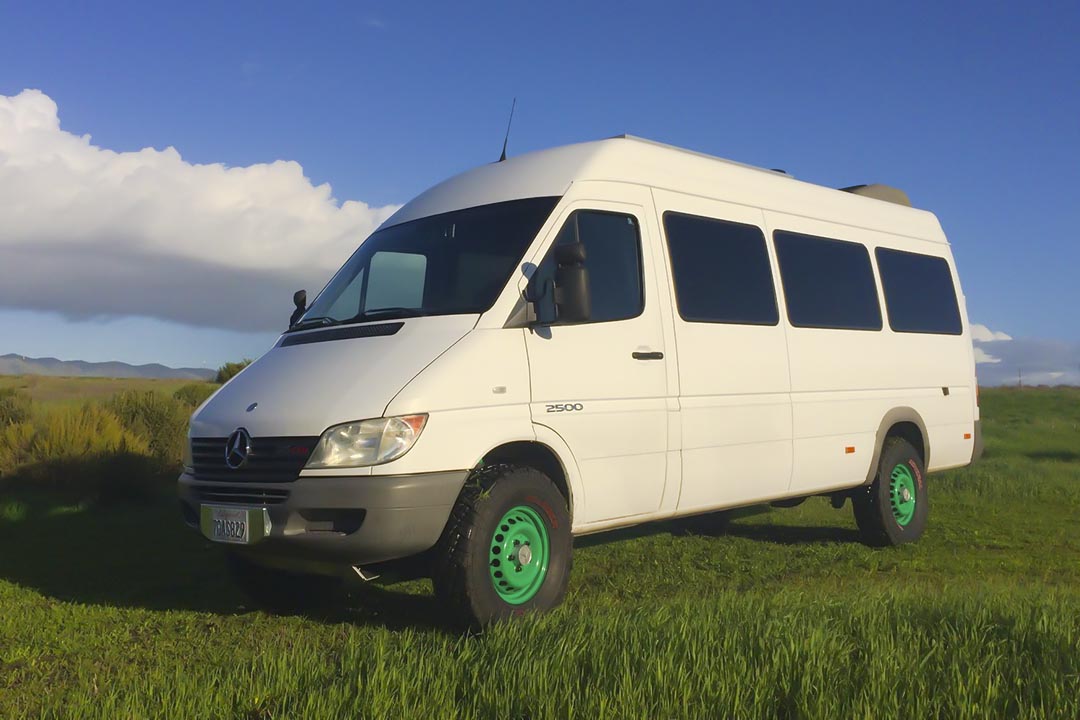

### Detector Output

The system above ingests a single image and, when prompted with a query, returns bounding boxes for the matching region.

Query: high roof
[381,135,944,242]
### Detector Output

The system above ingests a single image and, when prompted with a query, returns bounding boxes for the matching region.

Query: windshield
[296,196,560,330]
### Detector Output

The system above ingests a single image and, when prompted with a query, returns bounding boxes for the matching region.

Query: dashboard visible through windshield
[292,196,560,331]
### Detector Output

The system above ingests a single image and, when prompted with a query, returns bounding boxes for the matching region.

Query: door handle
[632,351,664,360]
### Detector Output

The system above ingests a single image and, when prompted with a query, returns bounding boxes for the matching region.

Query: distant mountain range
[0,353,215,381]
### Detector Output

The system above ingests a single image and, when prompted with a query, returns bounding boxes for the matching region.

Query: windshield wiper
[288,308,427,334]
[288,316,339,332]
[351,307,430,323]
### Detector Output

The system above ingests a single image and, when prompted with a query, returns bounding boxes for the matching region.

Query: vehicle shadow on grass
[0,485,858,631]
[0,487,452,633]
[574,505,861,549]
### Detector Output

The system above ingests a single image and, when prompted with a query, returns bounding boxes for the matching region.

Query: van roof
[381,135,945,243]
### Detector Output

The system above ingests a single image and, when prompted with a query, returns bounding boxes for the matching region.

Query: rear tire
[433,464,572,628]
[852,437,928,546]
[226,552,341,614]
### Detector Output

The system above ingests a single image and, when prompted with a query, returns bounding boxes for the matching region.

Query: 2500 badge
[546,403,584,413]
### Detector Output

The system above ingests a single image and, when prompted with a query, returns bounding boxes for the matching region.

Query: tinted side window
[663,212,778,325]
[530,210,644,324]
[875,248,962,335]
[774,231,882,330]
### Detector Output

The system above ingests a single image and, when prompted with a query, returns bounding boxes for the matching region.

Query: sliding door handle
[632,351,664,361]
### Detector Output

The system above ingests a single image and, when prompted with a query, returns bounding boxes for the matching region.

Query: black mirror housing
[289,289,308,328]
[554,242,586,266]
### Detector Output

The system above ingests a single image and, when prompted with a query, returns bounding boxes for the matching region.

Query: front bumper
[178,470,469,567]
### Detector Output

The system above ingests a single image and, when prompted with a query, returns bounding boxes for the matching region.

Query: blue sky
[0,1,1077,380]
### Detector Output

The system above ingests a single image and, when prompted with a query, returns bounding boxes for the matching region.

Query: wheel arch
[479,439,578,521]
[865,408,930,485]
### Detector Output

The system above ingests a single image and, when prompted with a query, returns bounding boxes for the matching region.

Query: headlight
[182,436,194,473]
[305,415,428,469]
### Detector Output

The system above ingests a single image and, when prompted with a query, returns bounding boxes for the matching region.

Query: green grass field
[1,382,1078,718]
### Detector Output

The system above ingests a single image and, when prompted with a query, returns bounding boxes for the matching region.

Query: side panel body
[520,183,673,525]
[651,189,794,512]
[763,211,977,496]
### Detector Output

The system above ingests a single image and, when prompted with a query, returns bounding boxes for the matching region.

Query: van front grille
[191,436,317,483]
[192,485,291,506]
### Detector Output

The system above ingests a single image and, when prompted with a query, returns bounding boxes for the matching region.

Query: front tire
[433,464,572,628]
[852,437,929,546]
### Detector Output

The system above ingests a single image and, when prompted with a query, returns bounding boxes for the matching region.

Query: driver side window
[529,210,644,325]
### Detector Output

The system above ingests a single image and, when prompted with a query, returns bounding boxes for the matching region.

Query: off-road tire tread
[432,463,571,628]
[853,436,928,547]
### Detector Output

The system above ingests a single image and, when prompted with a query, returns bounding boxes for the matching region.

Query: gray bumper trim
[178,470,469,566]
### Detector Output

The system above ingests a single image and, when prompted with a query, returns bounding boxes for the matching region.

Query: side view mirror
[289,289,307,328]
[553,242,590,323]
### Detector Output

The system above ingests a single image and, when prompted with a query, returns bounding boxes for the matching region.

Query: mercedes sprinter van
[178,136,981,626]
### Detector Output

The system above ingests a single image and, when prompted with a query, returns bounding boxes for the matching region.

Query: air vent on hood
[279,321,404,348]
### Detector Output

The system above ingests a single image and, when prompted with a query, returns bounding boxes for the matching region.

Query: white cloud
[970,323,1012,342]
[970,324,1080,386]
[0,89,400,332]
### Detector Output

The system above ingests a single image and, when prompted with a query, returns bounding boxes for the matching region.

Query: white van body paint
[186,135,978,552]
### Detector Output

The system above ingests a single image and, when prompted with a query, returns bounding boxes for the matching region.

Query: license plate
[200,505,271,545]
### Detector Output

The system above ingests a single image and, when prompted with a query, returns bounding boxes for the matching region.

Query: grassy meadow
[0,379,1077,718]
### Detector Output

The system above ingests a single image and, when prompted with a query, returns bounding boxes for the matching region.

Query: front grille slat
[191,436,317,483]
[191,485,291,506]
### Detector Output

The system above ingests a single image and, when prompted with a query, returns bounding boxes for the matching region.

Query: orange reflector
[845,446,855,454]
[401,414,428,434]
[964,433,972,440]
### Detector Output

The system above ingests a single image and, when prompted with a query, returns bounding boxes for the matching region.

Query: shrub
[0,388,33,425]
[105,391,190,465]
[174,383,217,408]
[14,404,159,501]
[0,421,34,476]
[0,391,194,503]
[214,359,252,384]
[29,404,149,462]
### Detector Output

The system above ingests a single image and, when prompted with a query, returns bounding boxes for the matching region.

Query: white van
[179,136,981,625]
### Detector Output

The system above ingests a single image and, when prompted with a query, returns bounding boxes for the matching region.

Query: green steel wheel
[853,436,928,546]
[888,463,918,526]
[434,464,572,627]
[488,506,550,604]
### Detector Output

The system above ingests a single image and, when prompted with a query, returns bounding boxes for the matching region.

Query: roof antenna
[498,98,516,162]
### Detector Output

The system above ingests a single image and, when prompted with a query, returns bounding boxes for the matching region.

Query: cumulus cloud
[970,323,1012,343]
[0,89,400,332]
[971,323,1080,386]
[973,346,1001,364]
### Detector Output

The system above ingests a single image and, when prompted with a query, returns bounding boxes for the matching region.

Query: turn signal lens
[305,414,428,469]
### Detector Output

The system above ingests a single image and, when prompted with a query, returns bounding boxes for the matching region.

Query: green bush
[0,421,34,476]
[0,388,33,426]
[173,383,217,408]
[214,359,252,384]
[10,404,159,500]
[29,404,149,462]
[105,391,189,465]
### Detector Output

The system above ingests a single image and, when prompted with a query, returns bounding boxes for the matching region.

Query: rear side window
[663,212,778,325]
[875,248,962,335]
[774,231,882,330]
[530,210,644,324]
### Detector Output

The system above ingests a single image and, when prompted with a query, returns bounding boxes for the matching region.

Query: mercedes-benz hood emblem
[225,428,252,469]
